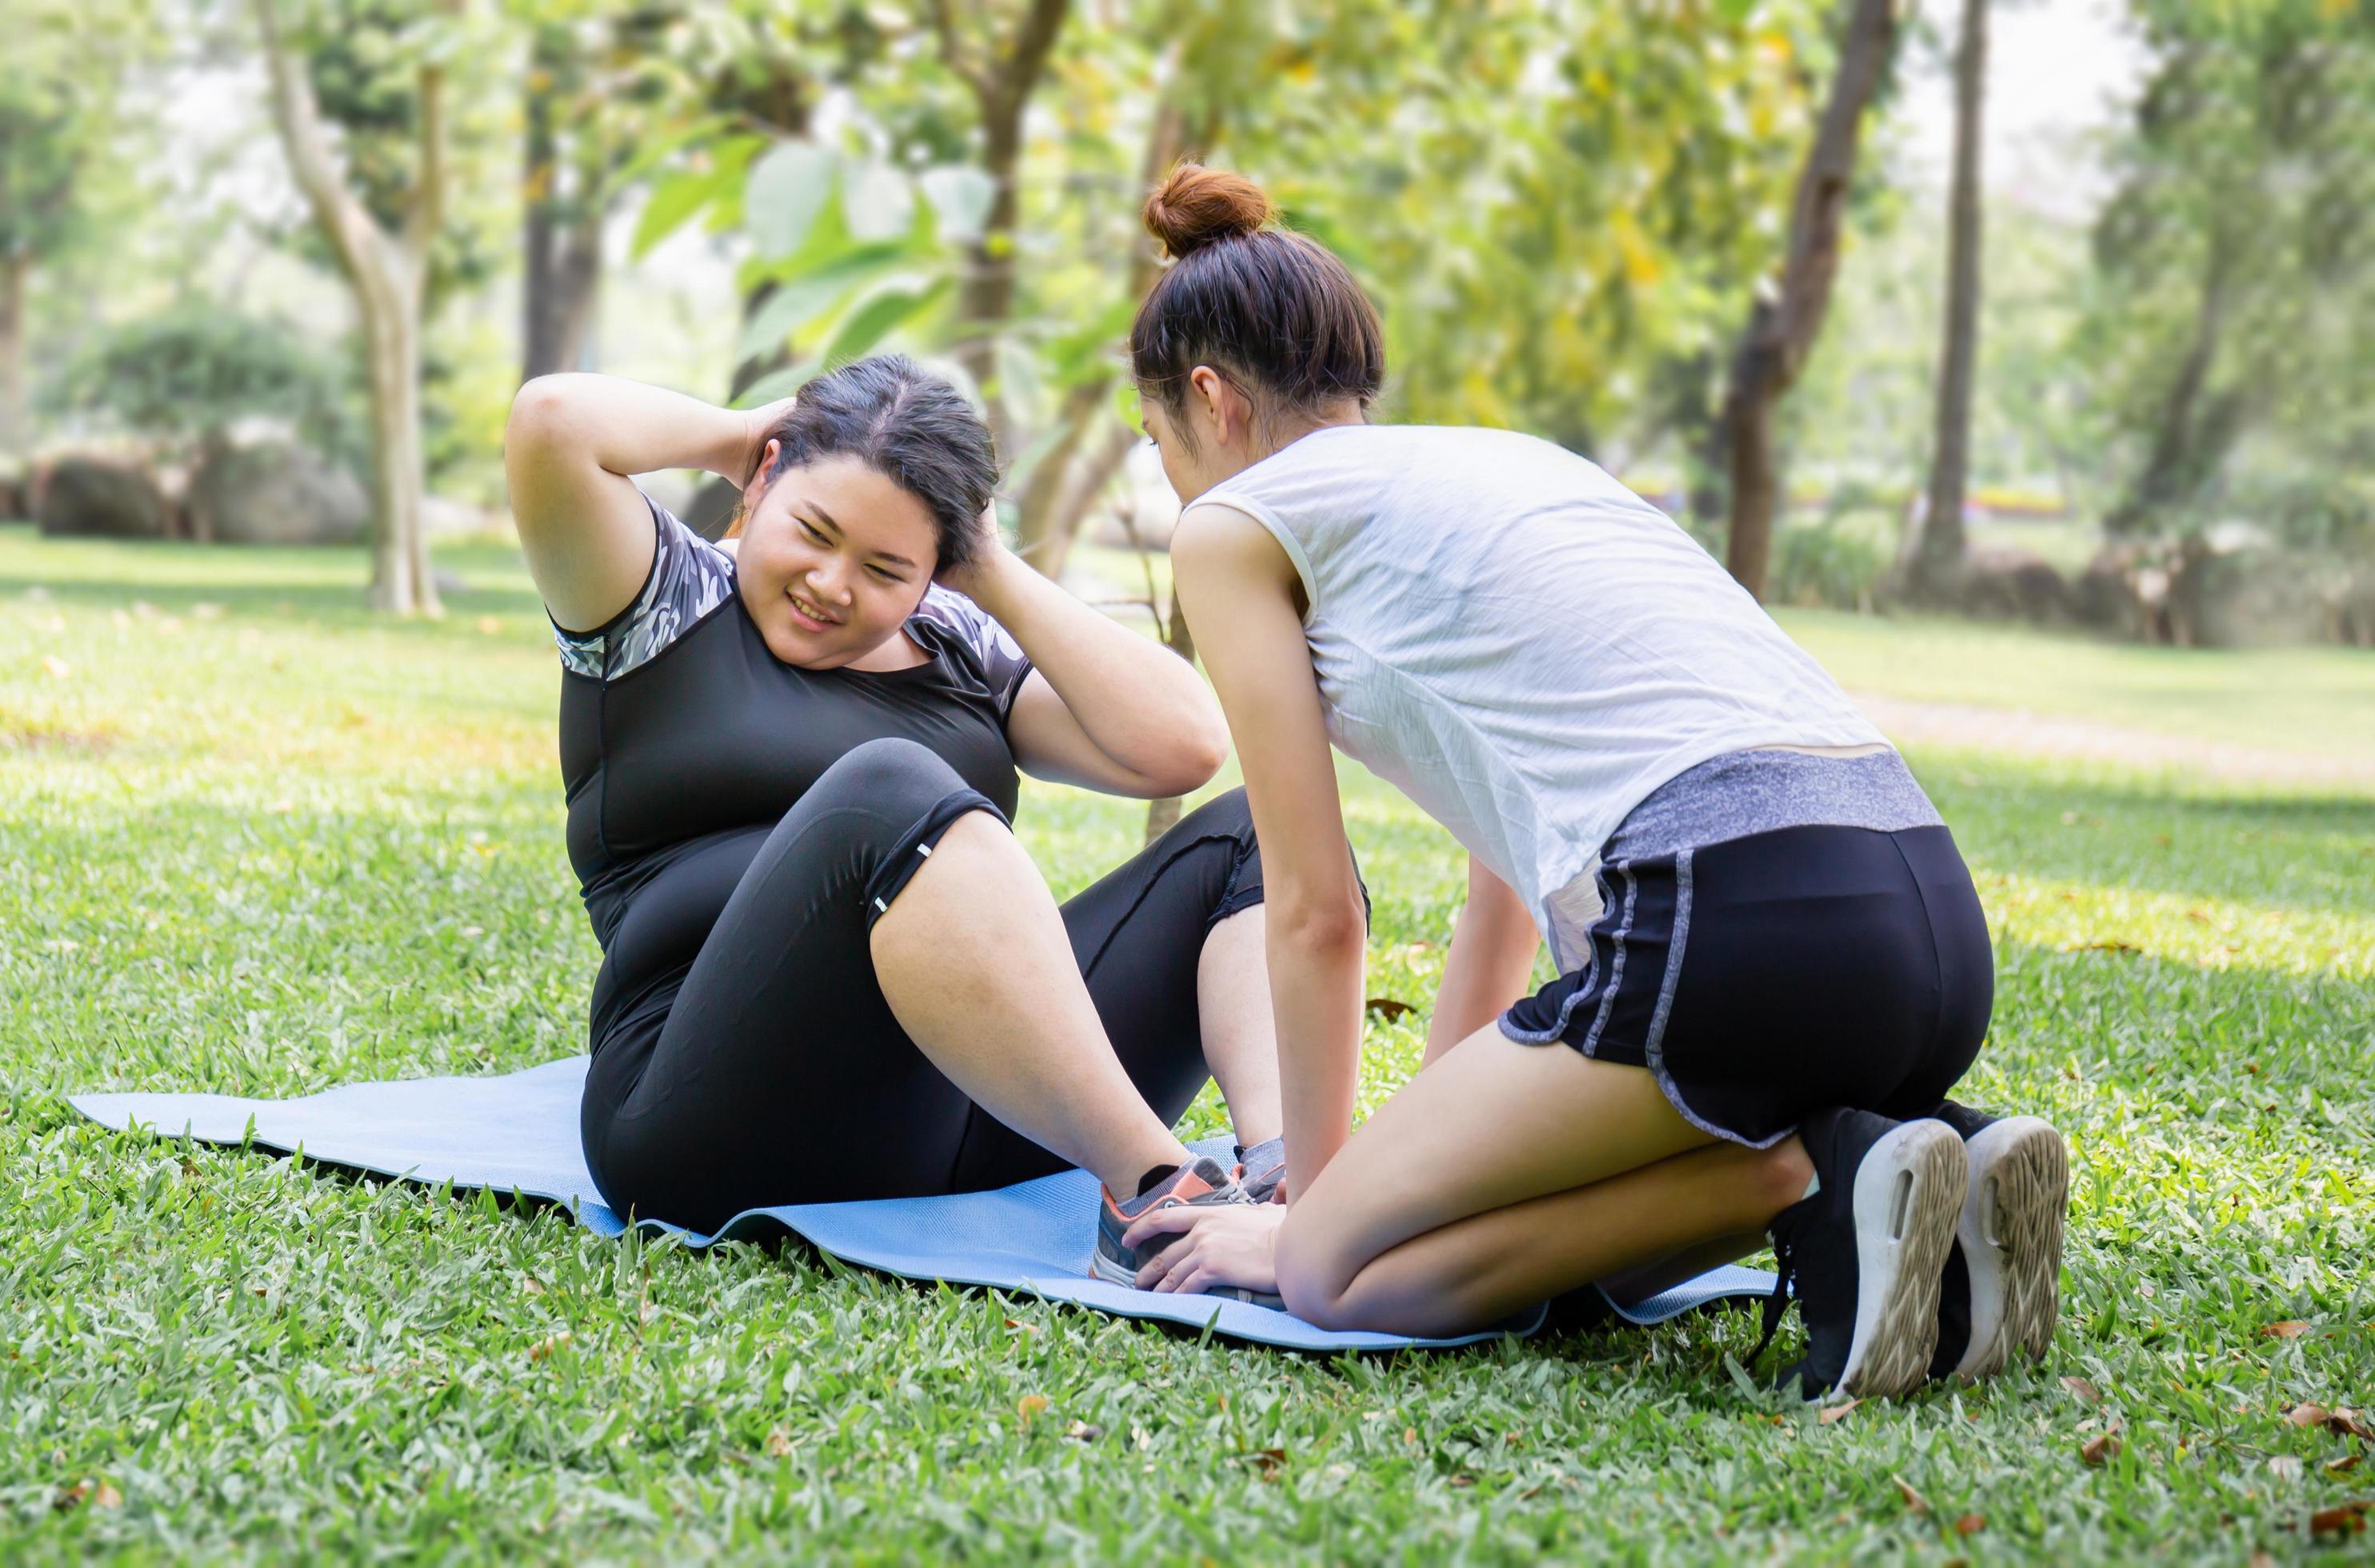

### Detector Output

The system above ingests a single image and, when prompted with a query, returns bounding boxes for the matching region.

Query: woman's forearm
[958,546,1228,782]
[1269,896,1369,1203]
[1422,856,1542,1065]
[510,374,759,484]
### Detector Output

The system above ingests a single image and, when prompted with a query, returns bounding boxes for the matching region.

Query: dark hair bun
[1143,162,1273,260]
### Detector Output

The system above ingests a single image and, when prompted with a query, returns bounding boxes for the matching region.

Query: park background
[3,0,2371,1559]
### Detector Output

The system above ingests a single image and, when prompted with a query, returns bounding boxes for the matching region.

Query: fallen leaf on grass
[1956,1514,1986,1536]
[1062,1420,1102,1442]
[1449,1474,1474,1489]
[1364,997,1414,1022]
[1247,1447,1286,1480]
[2284,1404,2375,1442]
[1016,1394,1050,1420]
[1892,1474,1931,1514]
[2065,938,2141,954]
[1817,1398,1860,1425]
[527,1331,571,1362]
[764,1427,794,1458]
[2061,1376,2103,1406]
[2309,1500,2369,1538]
[2081,1432,2122,1466]
[41,655,70,678]
[2330,1454,2363,1475]
[2261,1321,2312,1340]
[51,1480,120,1512]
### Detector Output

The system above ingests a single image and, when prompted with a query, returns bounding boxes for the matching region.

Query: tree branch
[996,0,1070,118]
[252,0,384,285]
[927,0,986,95]
[402,58,446,260]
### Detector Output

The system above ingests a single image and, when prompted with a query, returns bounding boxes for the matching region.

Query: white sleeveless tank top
[1201,423,1887,970]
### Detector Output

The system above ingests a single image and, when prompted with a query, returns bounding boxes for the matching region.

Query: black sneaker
[1233,1136,1286,1204]
[1092,1156,1282,1306]
[1753,1107,1968,1399]
[1925,1100,2069,1382]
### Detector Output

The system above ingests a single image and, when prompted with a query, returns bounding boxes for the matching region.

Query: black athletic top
[551,498,1032,1042]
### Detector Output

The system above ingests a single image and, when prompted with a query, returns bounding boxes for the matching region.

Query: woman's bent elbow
[1175,722,1231,791]
[506,375,578,449]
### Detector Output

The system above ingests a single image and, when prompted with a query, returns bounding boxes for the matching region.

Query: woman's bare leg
[870,812,1189,1195]
[1598,1230,1776,1309]
[1196,906,1282,1148]
[1276,1022,1811,1335]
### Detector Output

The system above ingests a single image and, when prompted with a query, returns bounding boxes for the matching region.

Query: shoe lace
[1746,1224,1798,1367]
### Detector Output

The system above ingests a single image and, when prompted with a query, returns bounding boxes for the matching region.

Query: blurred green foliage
[50,303,364,470]
[2085,0,2375,547]
[6,0,2373,586]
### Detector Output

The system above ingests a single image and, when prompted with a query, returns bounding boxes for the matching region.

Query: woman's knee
[1167,786,1257,847]
[814,737,967,808]
[1273,1206,1361,1330]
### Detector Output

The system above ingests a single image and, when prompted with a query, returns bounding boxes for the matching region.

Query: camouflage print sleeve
[550,497,736,681]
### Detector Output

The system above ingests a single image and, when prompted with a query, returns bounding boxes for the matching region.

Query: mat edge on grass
[71,1054,1775,1351]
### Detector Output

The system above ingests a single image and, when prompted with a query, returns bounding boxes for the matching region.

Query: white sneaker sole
[1949,1116,2069,1381]
[1089,1247,1139,1288]
[1840,1118,1969,1399]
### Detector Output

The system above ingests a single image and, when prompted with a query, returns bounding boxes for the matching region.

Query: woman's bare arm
[502,374,782,630]
[951,544,1229,799]
[1171,501,1367,1201]
[1423,855,1541,1066]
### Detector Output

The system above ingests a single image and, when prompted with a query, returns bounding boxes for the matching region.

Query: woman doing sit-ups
[505,357,1319,1273]
[1111,166,2070,1397]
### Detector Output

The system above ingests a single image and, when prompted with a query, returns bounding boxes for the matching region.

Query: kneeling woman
[506,358,1288,1264]
[1119,168,2069,1398]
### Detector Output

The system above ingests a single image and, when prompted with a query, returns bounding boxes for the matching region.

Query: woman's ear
[741,437,782,514]
[1188,366,1245,447]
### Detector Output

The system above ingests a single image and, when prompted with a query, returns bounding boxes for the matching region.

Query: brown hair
[1129,163,1384,445]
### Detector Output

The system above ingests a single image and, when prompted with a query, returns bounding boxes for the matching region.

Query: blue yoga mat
[71,1055,1776,1352]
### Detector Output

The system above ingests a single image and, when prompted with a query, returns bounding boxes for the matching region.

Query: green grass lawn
[4,527,2371,1561]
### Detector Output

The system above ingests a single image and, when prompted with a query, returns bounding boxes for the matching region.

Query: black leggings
[581,738,1270,1233]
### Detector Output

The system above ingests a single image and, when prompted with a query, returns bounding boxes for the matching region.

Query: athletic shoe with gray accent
[1925,1099,2069,1382]
[1754,1107,1968,1399]
[1092,1156,1285,1308]
[1233,1136,1287,1205]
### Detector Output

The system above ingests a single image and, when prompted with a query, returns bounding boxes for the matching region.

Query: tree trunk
[1913,0,1988,590]
[953,124,1024,454]
[1013,377,1106,570]
[360,262,434,611]
[1717,0,1898,601]
[522,26,605,382]
[2105,239,2233,537]
[1011,97,1195,577]
[682,54,818,541]
[254,0,446,615]
[0,253,25,464]
[939,0,1073,456]
[1046,420,1139,576]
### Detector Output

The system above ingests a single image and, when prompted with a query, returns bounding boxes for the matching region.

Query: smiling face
[734,454,941,670]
